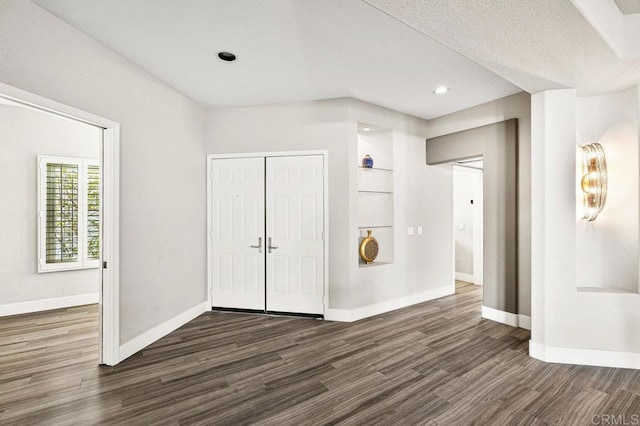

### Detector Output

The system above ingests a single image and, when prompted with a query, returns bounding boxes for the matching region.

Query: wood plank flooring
[454,280,477,294]
[2,287,640,425]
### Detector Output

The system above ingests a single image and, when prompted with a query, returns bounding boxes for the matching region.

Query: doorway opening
[0,82,120,365]
[426,119,518,321]
[452,158,483,296]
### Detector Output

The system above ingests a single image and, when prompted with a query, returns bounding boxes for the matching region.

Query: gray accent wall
[426,119,518,314]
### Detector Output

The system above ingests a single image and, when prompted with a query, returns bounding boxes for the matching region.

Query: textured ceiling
[31,0,521,120]
[614,0,640,14]
[363,0,640,95]
[571,0,640,59]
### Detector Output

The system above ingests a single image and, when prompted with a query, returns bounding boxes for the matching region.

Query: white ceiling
[30,0,522,120]
[0,97,23,107]
[614,0,640,15]
[364,0,640,95]
[571,0,640,59]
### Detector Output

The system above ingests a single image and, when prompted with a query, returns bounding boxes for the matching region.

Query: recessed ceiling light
[362,127,371,131]
[217,51,237,62]
[433,86,449,94]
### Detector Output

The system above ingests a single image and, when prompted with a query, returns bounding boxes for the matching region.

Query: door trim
[472,168,483,286]
[0,81,120,366]
[207,150,329,317]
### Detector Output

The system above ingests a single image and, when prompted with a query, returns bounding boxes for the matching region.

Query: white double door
[210,155,325,315]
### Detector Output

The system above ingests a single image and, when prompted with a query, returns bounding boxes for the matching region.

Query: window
[38,156,100,272]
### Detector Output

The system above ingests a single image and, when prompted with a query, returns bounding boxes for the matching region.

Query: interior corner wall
[0,1,207,344]
[532,86,640,356]
[0,105,100,305]
[425,92,532,316]
[205,98,451,312]
[342,99,452,310]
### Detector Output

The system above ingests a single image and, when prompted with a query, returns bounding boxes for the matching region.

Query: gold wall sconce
[579,143,607,221]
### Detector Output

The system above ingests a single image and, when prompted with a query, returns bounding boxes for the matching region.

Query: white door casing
[473,169,484,286]
[210,157,266,310]
[208,152,327,316]
[265,155,325,314]
[0,82,120,366]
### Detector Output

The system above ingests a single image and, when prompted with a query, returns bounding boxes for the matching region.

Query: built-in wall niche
[357,122,394,267]
[575,89,640,295]
[357,124,393,170]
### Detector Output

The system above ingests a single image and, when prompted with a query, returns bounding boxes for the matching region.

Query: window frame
[37,155,100,273]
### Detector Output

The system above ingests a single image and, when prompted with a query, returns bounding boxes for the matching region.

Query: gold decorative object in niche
[579,143,608,221]
[359,230,379,264]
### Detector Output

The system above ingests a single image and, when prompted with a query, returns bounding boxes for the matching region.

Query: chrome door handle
[267,237,278,253]
[250,237,263,253]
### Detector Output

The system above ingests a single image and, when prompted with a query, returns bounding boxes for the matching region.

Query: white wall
[0,1,207,344]
[532,86,640,359]
[453,166,477,277]
[0,105,100,305]
[206,98,352,307]
[576,88,639,292]
[426,92,532,315]
[344,99,453,309]
[205,98,453,311]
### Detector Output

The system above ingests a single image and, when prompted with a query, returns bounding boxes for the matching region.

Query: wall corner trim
[119,301,208,362]
[481,305,531,330]
[529,340,640,370]
[325,285,453,322]
[0,293,99,317]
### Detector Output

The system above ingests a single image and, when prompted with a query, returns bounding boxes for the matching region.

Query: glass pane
[46,163,79,263]
[87,165,100,260]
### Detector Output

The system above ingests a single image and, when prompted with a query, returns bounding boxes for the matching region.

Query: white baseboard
[455,272,474,283]
[518,314,531,330]
[325,285,454,322]
[0,293,99,317]
[530,340,640,370]
[482,305,519,327]
[481,306,531,330]
[119,301,208,362]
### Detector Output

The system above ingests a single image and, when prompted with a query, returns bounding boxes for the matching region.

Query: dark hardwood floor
[2,286,640,425]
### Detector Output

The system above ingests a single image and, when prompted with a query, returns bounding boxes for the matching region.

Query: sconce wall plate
[580,143,607,221]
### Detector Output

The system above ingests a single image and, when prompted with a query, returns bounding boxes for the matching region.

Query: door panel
[266,155,324,314]
[210,157,265,310]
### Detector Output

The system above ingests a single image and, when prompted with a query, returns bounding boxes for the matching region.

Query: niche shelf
[357,123,394,267]
[577,286,638,295]
[358,166,394,172]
